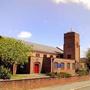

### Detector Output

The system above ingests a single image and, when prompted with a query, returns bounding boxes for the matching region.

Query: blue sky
[0,0,90,57]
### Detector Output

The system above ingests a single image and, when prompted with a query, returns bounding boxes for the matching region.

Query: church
[14,31,85,75]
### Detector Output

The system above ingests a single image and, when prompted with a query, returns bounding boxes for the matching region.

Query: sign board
[57,63,64,68]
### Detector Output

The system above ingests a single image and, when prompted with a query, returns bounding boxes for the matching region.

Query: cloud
[58,45,63,50]
[52,0,90,10]
[17,31,32,39]
[80,45,90,57]
[80,48,86,58]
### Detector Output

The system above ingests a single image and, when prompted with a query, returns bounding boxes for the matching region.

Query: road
[34,80,90,90]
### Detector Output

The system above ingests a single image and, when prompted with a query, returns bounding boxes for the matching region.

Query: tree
[86,49,90,72]
[0,36,32,74]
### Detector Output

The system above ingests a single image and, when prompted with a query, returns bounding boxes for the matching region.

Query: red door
[34,64,39,73]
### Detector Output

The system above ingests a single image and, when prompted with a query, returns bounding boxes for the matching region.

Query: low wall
[0,76,90,90]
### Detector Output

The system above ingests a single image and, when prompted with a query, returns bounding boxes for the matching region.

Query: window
[56,54,64,58]
[60,54,64,58]
[61,62,65,70]
[43,54,47,58]
[56,54,60,58]
[67,54,71,59]
[54,62,58,69]
[50,55,53,58]
[36,53,40,57]
[69,42,73,47]
[72,63,75,69]
[67,63,70,69]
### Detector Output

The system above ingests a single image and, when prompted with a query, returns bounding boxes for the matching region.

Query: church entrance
[34,62,40,73]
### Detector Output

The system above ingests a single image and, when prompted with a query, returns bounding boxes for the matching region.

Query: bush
[76,69,89,76]
[0,66,11,79]
[46,72,57,78]
[47,72,72,78]
[59,72,72,78]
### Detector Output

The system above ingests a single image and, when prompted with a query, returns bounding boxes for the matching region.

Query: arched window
[50,55,53,58]
[61,62,65,70]
[72,63,75,69]
[43,54,47,58]
[67,63,70,69]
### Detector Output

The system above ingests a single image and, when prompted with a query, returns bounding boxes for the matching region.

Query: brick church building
[13,31,85,75]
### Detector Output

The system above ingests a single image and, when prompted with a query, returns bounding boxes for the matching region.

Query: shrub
[59,72,72,78]
[46,72,57,78]
[0,66,11,79]
[47,72,72,78]
[76,69,89,76]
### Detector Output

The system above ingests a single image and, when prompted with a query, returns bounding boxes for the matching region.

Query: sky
[0,0,90,57]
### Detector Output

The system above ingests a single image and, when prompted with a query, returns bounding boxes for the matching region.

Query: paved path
[76,86,90,90]
[34,80,90,90]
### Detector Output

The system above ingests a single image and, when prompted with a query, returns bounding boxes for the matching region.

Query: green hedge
[47,72,72,78]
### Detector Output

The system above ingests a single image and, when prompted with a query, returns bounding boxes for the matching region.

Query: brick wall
[0,76,90,90]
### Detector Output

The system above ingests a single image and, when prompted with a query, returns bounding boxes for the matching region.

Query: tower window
[67,54,71,59]
[69,42,73,47]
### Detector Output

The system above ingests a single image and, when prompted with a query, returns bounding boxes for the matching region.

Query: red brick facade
[64,32,80,62]
[27,32,82,75]
[12,32,85,75]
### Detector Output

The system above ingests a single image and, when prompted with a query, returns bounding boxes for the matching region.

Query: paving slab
[34,80,90,90]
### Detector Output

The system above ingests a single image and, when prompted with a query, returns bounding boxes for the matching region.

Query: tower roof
[64,31,79,36]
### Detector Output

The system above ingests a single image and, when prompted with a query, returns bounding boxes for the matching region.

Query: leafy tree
[86,49,90,72]
[0,36,32,67]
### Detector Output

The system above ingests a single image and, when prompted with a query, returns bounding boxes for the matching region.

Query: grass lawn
[11,74,49,80]
[0,74,31,80]
[11,74,31,79]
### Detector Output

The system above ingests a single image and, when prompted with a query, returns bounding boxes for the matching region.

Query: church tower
[64,31,80,62]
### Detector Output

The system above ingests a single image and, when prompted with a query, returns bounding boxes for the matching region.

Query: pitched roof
[25,42,63,54]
